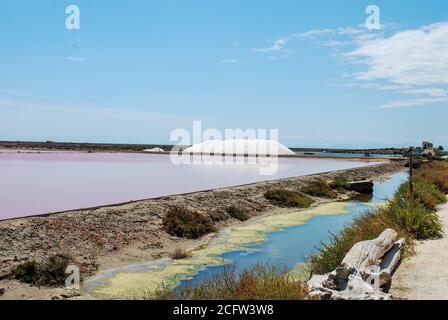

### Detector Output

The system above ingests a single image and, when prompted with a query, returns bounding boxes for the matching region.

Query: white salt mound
[183,139,295,156]
[143,147,165,153]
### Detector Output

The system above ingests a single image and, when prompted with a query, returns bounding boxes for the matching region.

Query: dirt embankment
[0,162,404,281]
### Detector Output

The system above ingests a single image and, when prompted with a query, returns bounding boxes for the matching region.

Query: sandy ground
[391,202,448,300]
[0,235,213,300]
[0,279,63,300]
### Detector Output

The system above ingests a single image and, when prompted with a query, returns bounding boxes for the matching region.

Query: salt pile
[183,139,295,156]
[143,147,165,153]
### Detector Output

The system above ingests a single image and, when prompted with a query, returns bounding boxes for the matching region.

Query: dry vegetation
[162,207,216,239]
[264,189,314,208]
[13,254,72,287]
[147,264,307,300]
[226,206,250,221]
[301,180,338,199]
[309,160,447,275]
[170,248,190,260]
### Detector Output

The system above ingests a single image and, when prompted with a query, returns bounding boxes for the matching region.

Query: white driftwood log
[307,229,405,300]
[337,228,398,280]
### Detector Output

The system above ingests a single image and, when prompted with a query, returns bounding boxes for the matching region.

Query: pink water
[0,150,379,220]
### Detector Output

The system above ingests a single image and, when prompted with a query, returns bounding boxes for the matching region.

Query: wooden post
[409,146,414,203]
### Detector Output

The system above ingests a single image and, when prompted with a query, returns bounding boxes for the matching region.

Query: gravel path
[391,202,448,300]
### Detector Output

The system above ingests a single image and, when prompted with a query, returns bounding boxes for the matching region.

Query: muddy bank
[0,161,404,298]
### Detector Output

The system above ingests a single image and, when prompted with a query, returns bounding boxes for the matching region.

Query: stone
[0,271,11,280]
[61,289,80,298]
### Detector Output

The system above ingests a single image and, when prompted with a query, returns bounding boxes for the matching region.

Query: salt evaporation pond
[0,150,380,220]
[82,172,406,299]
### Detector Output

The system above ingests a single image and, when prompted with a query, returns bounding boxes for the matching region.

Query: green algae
[84,202,353,299]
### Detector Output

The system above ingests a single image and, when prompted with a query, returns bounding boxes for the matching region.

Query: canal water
[177,171,408,286]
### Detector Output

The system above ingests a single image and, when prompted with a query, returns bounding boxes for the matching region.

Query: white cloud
[67,56,85,62]
[336,27,365,36]
[253,38,289,53]
[322,22,448,108]
[346,22,448,85]
[220,59,238,64]
[251,22,448,109]
[0,95,192,124]
[319,40,352,47]
[252,25,389,57]
[401,88,448,97]
[293,26,380,40]
[381,97,448,109]
[0,97,23,108]
[328,82,409,91]
[293,29,335,39]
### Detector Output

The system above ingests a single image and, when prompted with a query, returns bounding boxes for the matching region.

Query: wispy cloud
[0,97,24,108]
[345,22,448,86]
[253,37,289,53]
[318,40,352,47]
[249,22,447,109]
[251,24,387,59]
[312,22,448,108]
[400,88,448,97]
[0,95,191,124]
[67,56,85,62]
[381,97,448,109]
[220,58,238,64]
[339,22,448,108]
[293,28,335,39]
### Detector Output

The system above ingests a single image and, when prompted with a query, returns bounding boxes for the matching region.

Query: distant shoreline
[0,147,394,161]
[0,140,407,155]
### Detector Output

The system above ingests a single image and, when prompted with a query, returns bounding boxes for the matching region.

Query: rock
[307,274,334,300]
[349,180,374,194]
[0,288,5,296]
[61,289,80,299]
[307,229,404,300]
[0,271,11,280]
[336,274,390,300]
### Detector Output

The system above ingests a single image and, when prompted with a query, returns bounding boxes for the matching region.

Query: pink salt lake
[0,150,379,220]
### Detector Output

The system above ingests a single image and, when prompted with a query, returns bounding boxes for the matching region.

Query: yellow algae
[289,263,312,282]
[358,201,387,209]
[85,201,353,299]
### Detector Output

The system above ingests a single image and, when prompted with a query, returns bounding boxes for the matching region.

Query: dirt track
[391,202,448,300]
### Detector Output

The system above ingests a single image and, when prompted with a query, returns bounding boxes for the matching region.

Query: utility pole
[408,146,414,203]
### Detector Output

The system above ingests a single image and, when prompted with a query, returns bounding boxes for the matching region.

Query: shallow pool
[0,150,379,219]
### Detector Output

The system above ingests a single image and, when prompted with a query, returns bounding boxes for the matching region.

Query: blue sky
[1,0,447,148]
